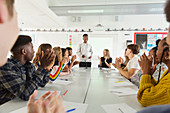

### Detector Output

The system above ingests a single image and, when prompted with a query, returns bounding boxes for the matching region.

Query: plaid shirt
[0,57,51,105]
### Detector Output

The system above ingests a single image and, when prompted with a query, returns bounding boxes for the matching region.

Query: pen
[63,90,68,96]
[111,91,122,93]
[66,108,76,112]
[118,108,124,113]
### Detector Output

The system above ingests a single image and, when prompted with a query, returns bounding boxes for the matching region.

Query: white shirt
[77,43,93,61]
[126,55,140,71]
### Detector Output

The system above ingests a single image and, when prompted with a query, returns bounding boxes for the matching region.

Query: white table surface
[0,68,144,113]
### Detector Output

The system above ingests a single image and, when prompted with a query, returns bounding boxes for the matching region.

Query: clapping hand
[88,56,92,59]
[138,53,153,75]
[112,58,121,69]
[82,55,85,58]
[27,90,65,113]
[71,55,77,62]
[98,56,101,61]
[40,49,55,71]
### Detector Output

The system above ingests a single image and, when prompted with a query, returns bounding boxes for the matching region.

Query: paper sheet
[109,88,138,96]
[10,106,27,113]
[78,70,87,72]
[102,68,111,71]
[63,101,88,113]
[105,74,123,79]
[52,79,73,85]
[101,103,137,113]
[112,81,134,87]
[36,90,61,100]
[10,101,88,113]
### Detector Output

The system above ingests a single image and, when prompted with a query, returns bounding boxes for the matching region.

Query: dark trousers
[79,62,91,67]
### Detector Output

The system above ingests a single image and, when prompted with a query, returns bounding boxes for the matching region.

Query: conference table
[0,67,143,113]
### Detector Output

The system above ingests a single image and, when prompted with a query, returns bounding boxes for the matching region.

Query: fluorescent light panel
[68,10,104,14]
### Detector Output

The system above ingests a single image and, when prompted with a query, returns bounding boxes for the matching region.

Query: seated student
[66,47,80,67]
[52,47,69,77]
[137,39,167,81]
[112,44,140,82]
[137,38,170,107]
[0,35,55,105]
[0,0,65,112]
[135,46,160,87]
[61,48,73,73]
[137,0,170,113]
[98,49,112,68]
[153,40,168,80]
[33,43,53,68]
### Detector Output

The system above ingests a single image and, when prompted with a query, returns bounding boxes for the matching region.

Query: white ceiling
[48,0,166,6]
[49,3,165,16]
[48,0,166,16]
[15,0,167,28]
[15,0,64,28]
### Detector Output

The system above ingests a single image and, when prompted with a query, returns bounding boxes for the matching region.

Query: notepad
[101,103,136,113]
[53,79,73,85]
[109,88,138,96]
[10,106,27,113]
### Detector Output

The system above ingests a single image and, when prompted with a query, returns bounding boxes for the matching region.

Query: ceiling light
[68,10,104,14]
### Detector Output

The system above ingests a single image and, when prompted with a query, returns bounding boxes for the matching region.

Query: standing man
[77,34,93,67]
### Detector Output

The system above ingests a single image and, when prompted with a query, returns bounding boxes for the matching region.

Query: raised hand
[82,55,85,58]
[119,57,124,64]
[115,58,121,69]
[71,55,77,62]
[27,90,65,113]
[61,56,68,64]
[138,53,152,75]
[88,56,92,59]
[98,56,101,60]
[40,49,55,71]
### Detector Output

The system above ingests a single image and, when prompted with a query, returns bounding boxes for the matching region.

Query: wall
[19,30,168,67]
[65,14,169,30]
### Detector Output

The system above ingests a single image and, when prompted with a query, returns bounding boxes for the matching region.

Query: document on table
[10,107,27,113]
[36,90,61,100]
[105,74,123,79]
[63,101,88,113]
[101,103,137,113]
[109,88,138,96]
[112,81,134,86]
[102,68,111,71]
[53,79,73,85]
[10,101,88,113]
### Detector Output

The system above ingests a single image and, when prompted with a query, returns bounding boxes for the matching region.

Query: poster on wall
[134,32,168,56]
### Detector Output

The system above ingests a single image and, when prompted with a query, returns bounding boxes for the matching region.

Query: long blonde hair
[104,49,110,58]
[33,43,52,67]
[53,47,62,62]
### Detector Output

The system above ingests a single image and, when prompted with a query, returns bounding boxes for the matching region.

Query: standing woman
[98,49,112,68]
